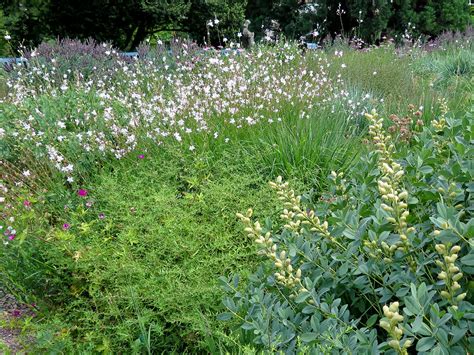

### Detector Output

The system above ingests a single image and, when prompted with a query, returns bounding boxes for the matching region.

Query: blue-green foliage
[221,108,474,353]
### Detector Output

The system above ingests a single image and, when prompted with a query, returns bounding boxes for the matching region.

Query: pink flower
[63,223,71,230]
[77,189,88,197]
[138,154,145,159]
[10,309,21,317]
[23,200,31,207]
[98,213,105,219]
[8,234,16,241]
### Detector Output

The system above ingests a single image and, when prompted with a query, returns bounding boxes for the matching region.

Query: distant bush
[222,105,474,353]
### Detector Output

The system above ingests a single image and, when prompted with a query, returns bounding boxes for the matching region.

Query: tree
[0,0,51,51]
[48,0,191,50]
[185,0,247,45]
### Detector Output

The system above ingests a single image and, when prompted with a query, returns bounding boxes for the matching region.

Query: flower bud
[399,191,408,200]
[435,244,446,254]
[452,273,463,282]
[438,271,447,280]
[433,230,441,236]
[389,302,399,312]
[452,282,461,291]
[388,340,399,349]
[379,320,390,330]
[456,293,467,302]
[403,339,413,348]
[450,246,461,254]
[440,291,450,298]
[449,266,459,273]
[393,313,404,323]
[394,170,404,179]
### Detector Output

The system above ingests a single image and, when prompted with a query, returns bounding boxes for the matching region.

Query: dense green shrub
[247,0,471,44]
[221,105,474,353]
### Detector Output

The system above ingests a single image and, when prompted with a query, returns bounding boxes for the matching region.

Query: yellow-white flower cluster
[431,99,448,132]
[269,176,334,242]
[236,207,303,294]
[366,110,415,256]
[379,302,412,354]
[435,244,467,309]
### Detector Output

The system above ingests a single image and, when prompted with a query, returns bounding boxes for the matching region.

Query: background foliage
[0,0,472,55]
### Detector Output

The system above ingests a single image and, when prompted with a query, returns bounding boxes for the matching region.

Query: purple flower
[86,201,93,208]
[138,154,145,159]
[98,213,105,219]
[10,309,21,318]
[63,223,71,230]
[77,189,88,197]
[8,234,16,241]
[23,200,31,208]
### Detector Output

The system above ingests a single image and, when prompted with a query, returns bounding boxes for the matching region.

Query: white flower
[237,32,242,38]
[22,170,31,177]
[0,197,5,203]
[4,34,11,40]
[341,63,347,68]
[214,19,219,25]
[189,145,195,151]
[67,176,74,183]
[373,71,377,75]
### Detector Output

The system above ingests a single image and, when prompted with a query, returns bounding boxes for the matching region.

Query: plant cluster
[223,106,473,353]
[0,36,472,352]
[0,39,369,187]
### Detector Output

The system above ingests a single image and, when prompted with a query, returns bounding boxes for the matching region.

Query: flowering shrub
[0,40,370,185]
[221,106,473,353]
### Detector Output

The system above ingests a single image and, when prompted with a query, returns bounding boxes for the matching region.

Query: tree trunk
[128,23,148,51]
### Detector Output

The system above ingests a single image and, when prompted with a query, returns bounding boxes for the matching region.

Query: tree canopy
[0,0,471,53]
